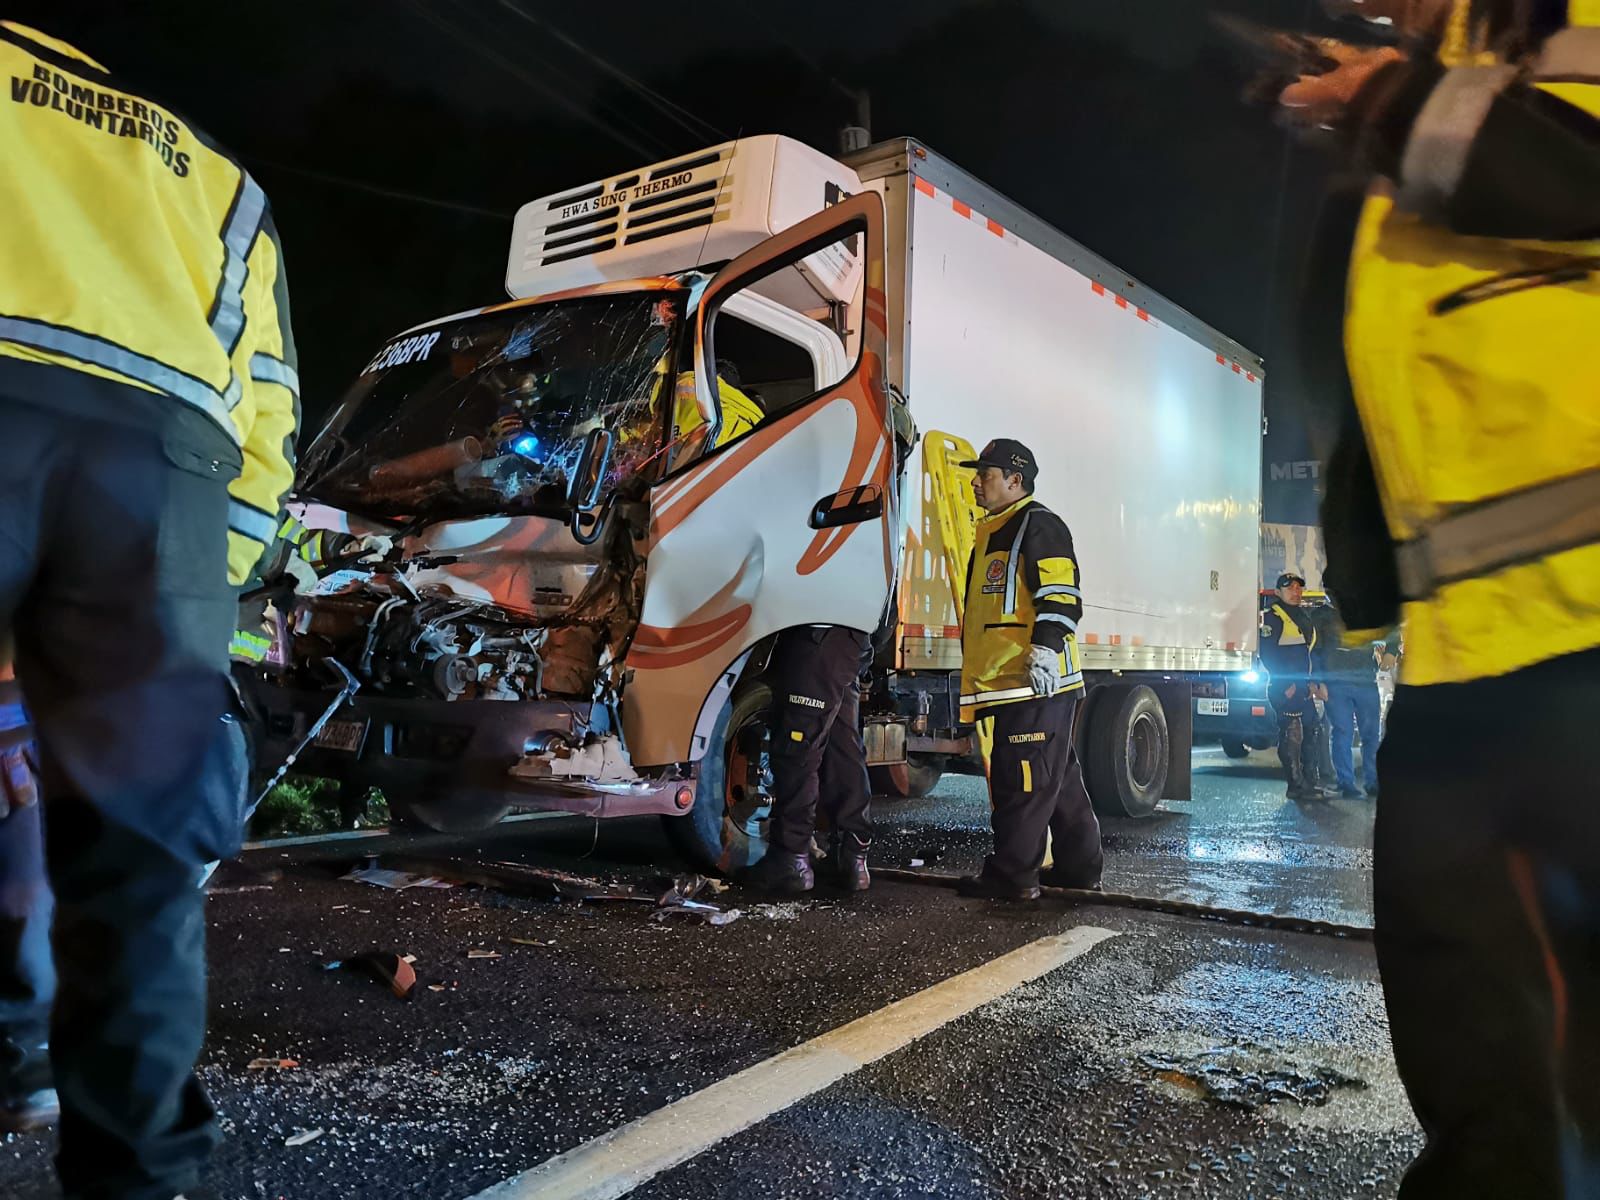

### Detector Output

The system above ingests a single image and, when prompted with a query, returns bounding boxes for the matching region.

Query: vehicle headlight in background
[1239,670,1260,684]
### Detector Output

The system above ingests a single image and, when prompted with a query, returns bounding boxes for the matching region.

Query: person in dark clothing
[741,626,875,894]
[1301,597,1343,787]
[1322,612,1399,798]
[0,664,54,1134]
[1271,1,1600,1192]
[0,22,299,1199]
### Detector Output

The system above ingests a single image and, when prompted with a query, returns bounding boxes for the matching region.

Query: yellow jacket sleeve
[226,208,300,585]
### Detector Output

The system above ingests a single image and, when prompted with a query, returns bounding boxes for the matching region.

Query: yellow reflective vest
[0,23,299,586]
[1344,14,1600,686]
[673,372,766,451]
[960,496,1085,718]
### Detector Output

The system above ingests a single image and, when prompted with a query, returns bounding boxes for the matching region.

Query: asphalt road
[1,745,1416,1199]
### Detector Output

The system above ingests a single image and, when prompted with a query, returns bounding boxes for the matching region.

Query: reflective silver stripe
[1034,585,1081,600]
[960,686,1036,706]
[960,675,1086,708]
[250,352,301,397]
[1398,65,1518,219]
[1535,26,1600,82]
[228,500,278,545]
[0,315,237,439]
[1395,466,1600,600]
[1036,613,1078,631]
[1002,508,1033,616]
[223,374,243,410]
[210,175,267,356]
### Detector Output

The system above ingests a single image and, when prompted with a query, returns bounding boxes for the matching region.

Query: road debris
[324,950,418,1000]
[1139,1049,1368,1110]
[652,905,743,926]
[383,856,639,901]
[246,1057,300,1071]
[343,863,457,891]
[466,949,502,960]
[284,1128,325,1147]
[750,902,810,921]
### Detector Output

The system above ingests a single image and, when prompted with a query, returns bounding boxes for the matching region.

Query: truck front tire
[661,681,774,874]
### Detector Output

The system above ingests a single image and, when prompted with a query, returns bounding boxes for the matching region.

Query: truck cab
[248,139,903,866]
[244,133,1264,870]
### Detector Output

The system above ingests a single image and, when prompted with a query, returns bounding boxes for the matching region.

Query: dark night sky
[17,0,1344,522]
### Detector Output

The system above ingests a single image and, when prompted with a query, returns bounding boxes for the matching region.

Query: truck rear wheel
[661,681,774,874]
[1085,684,1169,819]
[869,753,946,800]
[1221,739,1250,759]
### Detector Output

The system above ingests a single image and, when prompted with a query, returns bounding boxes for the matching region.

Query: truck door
[623,192,897,766]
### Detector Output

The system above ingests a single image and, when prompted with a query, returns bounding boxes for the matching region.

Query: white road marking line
[467,925,1118,1200]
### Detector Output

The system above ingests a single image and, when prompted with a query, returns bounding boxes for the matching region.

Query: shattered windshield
[299,293,681,521]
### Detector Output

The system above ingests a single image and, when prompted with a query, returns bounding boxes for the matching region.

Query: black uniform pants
[1274,686,1325,789]
[980,693,1102,888]
[0,395,245,1200]
[1376,647,1600,1199]
[768,626,872,856]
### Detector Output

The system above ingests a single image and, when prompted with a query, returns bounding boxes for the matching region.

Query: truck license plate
[314,718,367,753]
[1196,698,1229,716]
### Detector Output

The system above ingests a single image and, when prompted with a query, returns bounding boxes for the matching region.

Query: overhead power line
[248,157,510,220]
[404,0,665,160]
[494,0,727,145]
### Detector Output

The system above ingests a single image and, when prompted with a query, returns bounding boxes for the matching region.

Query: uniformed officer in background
[954,440,1102,901]
[0,21,299,1199]
[1259,573,1335,801]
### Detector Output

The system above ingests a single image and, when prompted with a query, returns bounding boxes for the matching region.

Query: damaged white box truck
[246,135,1263,871]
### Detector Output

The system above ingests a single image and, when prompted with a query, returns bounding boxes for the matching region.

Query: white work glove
[284,554,320,595]
[1026,645,1062,698]
[355,533,394,562]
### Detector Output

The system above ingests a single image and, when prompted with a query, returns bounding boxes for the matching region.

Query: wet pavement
[1,744,1414,1198]
[875,744,1377,928]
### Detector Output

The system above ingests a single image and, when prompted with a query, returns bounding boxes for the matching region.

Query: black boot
[826,837,870,892]
[956,871,1041,902]
[741,850,815,895]
[1039,864,1103,891]
[1280,718,1316,800]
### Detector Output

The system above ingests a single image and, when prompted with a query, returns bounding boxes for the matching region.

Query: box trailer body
[249,135,1263,863]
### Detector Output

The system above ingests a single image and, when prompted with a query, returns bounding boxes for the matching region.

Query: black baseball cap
[960,438,1038,484]
[1276,572,1307,588]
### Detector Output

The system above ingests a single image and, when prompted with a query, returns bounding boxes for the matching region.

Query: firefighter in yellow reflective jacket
[1278,2,1600,1193]
[0,22,299,1195]
[955,439,1101,901]
[671,366,766,456]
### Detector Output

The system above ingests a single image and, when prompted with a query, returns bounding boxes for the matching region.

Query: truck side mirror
[567,427,614,511]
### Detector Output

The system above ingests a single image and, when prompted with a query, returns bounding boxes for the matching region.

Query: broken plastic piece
[466,949,502,960]
[326,951,417,1000]
[285,1128,325,1147]
[651,905,742,926]
[343,865,457,890]
[247,1058,300,1071]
